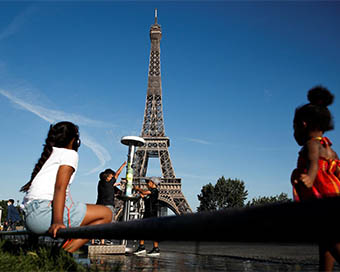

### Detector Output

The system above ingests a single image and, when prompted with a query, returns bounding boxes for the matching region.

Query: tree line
[197,176,291,212]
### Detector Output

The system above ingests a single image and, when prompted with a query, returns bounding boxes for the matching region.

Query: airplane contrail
[0,88,112,175]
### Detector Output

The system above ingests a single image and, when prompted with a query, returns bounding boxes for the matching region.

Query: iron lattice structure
[133,12,192,215]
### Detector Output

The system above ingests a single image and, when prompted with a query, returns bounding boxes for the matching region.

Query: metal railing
[2,196,340,243]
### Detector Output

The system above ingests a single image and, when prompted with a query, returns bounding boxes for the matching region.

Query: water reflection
[81,252,330,272]
[87,254,161,272]
[76,241,340,271]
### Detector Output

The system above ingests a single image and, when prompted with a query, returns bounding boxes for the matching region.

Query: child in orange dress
[291,86,340,271]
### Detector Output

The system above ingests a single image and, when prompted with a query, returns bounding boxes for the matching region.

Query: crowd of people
[2,85,337,269]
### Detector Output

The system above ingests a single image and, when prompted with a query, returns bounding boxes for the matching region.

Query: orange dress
[291,137,340,201]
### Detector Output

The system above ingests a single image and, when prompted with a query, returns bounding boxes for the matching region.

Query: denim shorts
[24,199,87,234]
[105,205,115,222]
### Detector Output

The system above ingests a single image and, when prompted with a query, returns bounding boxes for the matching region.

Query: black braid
[20,121,79,193]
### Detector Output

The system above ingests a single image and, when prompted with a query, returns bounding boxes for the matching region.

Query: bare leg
[320,251,335,272]
[319,243,340,271]
[63,204,112,253]
[153,241,159,248]
[329,243,340,263]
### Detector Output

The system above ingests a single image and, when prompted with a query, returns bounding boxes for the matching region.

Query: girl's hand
[48,223,66,238]
[300,174,314,188]
[291,168,301,184]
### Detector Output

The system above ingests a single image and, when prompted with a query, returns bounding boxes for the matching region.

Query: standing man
[7,199,21,230]
[133,177,161,256]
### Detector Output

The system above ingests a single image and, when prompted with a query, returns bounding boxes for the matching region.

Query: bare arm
[133,186,151,196]
[48,165,74,238]
[300,140,320,188]
[114,161,127,180]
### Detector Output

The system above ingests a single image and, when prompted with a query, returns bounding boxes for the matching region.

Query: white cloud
[0,6,38,41]
[0,88,112,174]
[184,137,212,145]
[0,88,110,127]
[80,132,111,175]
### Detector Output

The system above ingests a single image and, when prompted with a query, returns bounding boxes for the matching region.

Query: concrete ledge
[88,245,126,255]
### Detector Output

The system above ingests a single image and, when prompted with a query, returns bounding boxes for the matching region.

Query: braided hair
[294,86,335,133]
[20,121,80,193]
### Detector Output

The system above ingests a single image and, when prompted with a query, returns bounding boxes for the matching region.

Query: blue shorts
[105,205,115,222]
[24,199,87,234]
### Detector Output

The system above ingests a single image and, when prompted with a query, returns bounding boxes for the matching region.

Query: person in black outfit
[133,177,161,256]
[93,161,126,245]
[6,199,21,230]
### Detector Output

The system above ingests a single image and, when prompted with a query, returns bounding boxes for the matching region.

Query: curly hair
[20,121,79,193]
[294,86,335,132]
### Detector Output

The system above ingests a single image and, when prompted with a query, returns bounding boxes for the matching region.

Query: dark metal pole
[120,136,145,248]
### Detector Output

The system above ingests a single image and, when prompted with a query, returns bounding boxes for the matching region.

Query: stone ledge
[88,245,126,255]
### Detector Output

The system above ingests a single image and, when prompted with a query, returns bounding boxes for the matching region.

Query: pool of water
[79,252,319,272]
[76,241,340,271]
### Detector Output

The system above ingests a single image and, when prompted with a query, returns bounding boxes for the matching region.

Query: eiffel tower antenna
[133,11,192,215]
[155,8,158,24]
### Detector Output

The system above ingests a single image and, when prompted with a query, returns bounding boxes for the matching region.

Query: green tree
[197,176,248,211]
[246,193,291,207]
[215,176,248,209]
[0,200,8,223]
[197,183,216,212]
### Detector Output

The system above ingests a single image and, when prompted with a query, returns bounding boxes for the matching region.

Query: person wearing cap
[93,161,126,245]
[133,176,161,256]
[7,199,21,230]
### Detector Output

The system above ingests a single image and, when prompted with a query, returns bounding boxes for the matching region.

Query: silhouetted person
[133,177,161,256]
[7,199,21,230]
[93,162,126,245]
[291,86,340,271]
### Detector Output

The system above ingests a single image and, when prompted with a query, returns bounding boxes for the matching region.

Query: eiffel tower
[133,10,192,215]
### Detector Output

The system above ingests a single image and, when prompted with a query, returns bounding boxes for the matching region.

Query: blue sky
[0,1,339,211]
